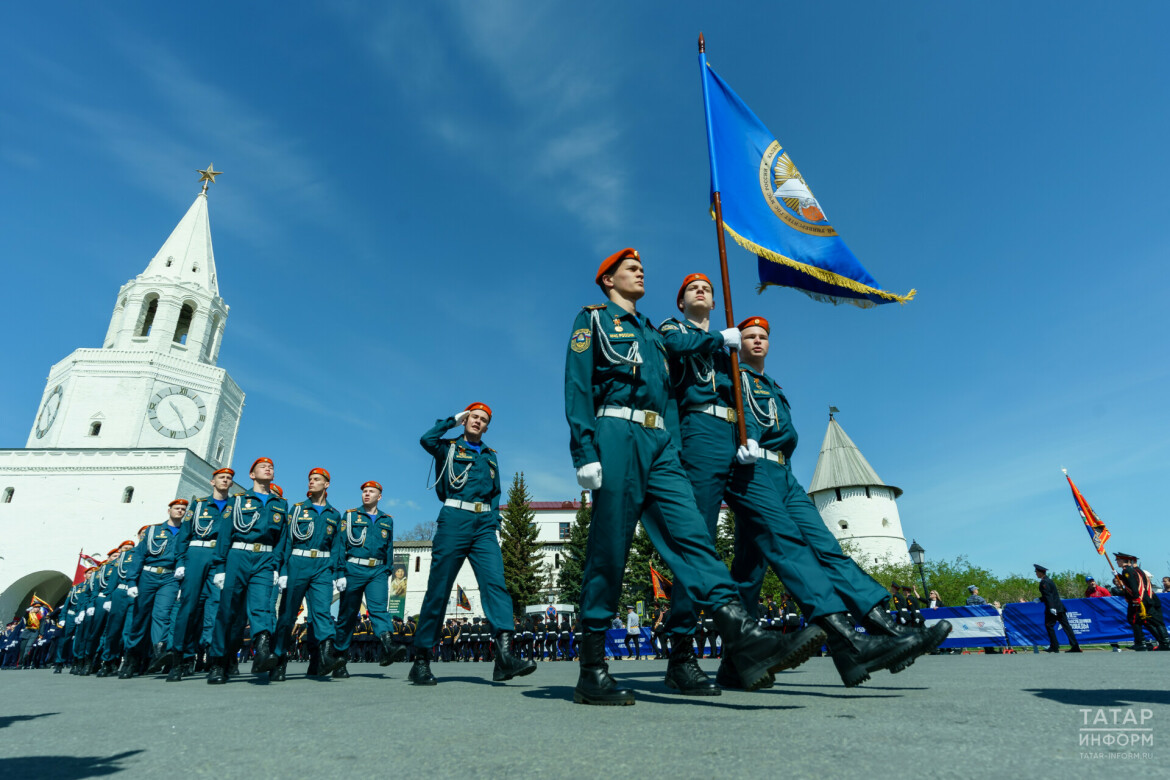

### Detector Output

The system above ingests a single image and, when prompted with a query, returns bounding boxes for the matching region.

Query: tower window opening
[415,556,421,573]
[215,441,225,462]
[2,487,13,503]
[554,553,561,569]
[88,422,102,436]
[136,296,159,337]
[122,487,134,503]
[173,302,196,344]
[165,258,173,267]
[838,520,849,530]
[834,488,842,502]
[882,518,890,527]
[865,487,871,498]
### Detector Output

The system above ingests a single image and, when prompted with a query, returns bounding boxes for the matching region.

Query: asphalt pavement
[1,651,1167,779]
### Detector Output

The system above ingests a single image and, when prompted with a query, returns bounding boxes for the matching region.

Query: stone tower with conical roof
[809,411,910,566]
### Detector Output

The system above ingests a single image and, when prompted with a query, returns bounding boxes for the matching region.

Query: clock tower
[27,173,243,467]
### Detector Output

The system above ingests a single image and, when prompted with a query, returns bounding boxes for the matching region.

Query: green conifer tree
[556,492,591,611]
[499,472,542,617]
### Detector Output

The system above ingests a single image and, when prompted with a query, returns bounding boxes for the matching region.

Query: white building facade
[0,187,243,621]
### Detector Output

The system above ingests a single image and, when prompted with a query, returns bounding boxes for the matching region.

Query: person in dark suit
[1035,564,1080,653]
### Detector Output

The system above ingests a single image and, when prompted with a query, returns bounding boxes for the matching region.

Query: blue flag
[700,53,914,307]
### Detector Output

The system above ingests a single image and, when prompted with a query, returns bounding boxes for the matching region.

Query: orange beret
[169,499,189,508]
[85,566,99,574]
[137,525,150,535]
[361,481,383,492]
[308,467,331,482]
[250,457,274,475]
[107,546,124,557]
[119,540,136,549]
[677,273,713,305]
[464,402,492,420]
[212,467,234,478]
[595,248,640,284]
[270,484,284,497]
[737,316,770,334]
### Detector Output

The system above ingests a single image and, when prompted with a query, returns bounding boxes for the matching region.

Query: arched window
[215,440,225,463]
[135,295,159,337]
[2,487,13,503]
[415,556,421,573]
[173,302,196,344]
[122,487,134,503]
[88,422,102,437]
[203,313,221,360]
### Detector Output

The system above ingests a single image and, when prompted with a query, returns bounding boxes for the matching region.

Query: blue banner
[605,628,655,659]
[1003,595,1170,646]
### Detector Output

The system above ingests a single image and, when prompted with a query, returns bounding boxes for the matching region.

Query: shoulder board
[657,317,681,329]
[583,304,606,310]
[295,501,306,508]
[347,507,360,513]
[486,447,496,453]
[232,491,245,497]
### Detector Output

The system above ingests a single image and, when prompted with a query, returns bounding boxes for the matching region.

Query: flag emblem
[762,146,833,233]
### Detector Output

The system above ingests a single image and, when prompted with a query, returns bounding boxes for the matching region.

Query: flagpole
[699,33,748,447]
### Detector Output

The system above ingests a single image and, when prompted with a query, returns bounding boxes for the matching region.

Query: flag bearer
[164,468,235,681]
[206,457,288,684]
[271,468,345,681]
[332,480,400,676]
[563,249,825,706]
[409,404,536,686]
[121,500,186,675]
[1113,552,1170,650]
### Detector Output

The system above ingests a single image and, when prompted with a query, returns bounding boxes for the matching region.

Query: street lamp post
[908,539,928,595]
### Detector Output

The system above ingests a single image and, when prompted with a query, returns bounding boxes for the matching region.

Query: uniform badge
[326,526,334,535]
[381,529,389,539]
[272,512,283,524]
[489,466,496,479]
[570,328,591,353]
[244,501,253,510]
[221,509,231,518]
[184,510,193,520]
[660,322,678,332]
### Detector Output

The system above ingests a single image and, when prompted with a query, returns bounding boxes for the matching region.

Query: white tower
[0,167,244,620]
[27,182,243,465]
[808,411,911,567]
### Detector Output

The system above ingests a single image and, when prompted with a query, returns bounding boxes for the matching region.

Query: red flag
[1064,470,1111,555]
[73,551,104,584]
[650,565,672,600]
[456,585,471,611]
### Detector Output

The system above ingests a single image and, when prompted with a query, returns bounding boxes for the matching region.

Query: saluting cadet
[409,404,537,686]
[563,249,826,705]
[97,540,136,677]
[164,467,235,682]
[206,457,289,684]
[1113,552,1169,651]
[271,468,345,681]
[727,317,949,687]
[122,500,186,674]
[332,480,400,674]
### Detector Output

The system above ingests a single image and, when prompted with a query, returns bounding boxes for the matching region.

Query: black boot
[573,632,634,705]
[378,632,397,667]
[250,631,278,674]
[319,638,344,676]
[714,602,825,692]
[269,658,287,682]
[332,661,350,679]
[207,659,227,685]
[818,612,919,688]
[306,649,321,676]
[147,642,173,674]
[166,663,184,682]
[715,657,742,689]
[664,637,720,696]
[53,663,63,674]
[408,652,438,686]
[860,606,950,673]
[493,631,538,682]
[77,656,93,676]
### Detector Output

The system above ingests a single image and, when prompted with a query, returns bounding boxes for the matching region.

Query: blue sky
[2,3,1168,578]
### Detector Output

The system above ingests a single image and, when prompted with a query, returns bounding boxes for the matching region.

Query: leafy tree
[556,492,591,611]
[499,472,542,617]
[397,520,436,541]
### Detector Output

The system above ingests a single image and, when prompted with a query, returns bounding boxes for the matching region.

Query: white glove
[334,577,347,592]
[86,606,95,616]
[174,566,185,581]
[1049,608,1057,615]
[735,439,761,465]
[213,573,225,589]
[127,587,139,599]
[103,601,112,612]
[277,575,288,590]
[576,462,603,490]
[75,613,84,625]
[719,327,742,350]
[454,410,470,425]
[273,571,280,585]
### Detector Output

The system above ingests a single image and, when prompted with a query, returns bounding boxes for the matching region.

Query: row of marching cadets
[52,460,405,683]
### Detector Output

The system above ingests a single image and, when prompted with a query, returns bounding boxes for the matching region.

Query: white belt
[143,566,172,575]
[686,404,737,424]
[444,499,491,513]
[292,549,330,559]
[189,539,216,548]
[347,557,384,567]
[117,584,128,591]
[231,542,273,553]
[761,448,786,465]
[596,406,665,430]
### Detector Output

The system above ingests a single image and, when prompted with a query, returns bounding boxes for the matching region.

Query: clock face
[147,386,207,440]
[35,385,63,438]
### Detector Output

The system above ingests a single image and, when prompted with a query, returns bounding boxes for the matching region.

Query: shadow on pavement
[1026,688,1170,707]
[427,675,507,687]
[520,685,804,711]
[0,750,142,780]
[0,713,58,729]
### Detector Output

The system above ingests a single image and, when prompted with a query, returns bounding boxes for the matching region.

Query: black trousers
[1045,611,1080,650]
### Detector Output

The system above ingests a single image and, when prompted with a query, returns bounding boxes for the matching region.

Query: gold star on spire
[196,164,223,193]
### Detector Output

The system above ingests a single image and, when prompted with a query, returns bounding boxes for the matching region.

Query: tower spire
[196,164,222,195]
